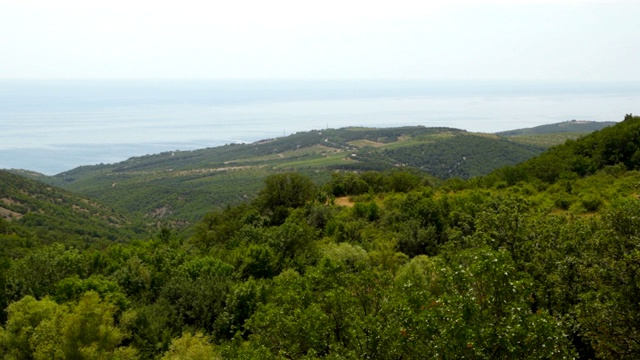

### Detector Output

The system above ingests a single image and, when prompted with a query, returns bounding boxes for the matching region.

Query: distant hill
[490,115,638,184]
[31,121,609,223]
[0,117,636,359]
[50,127,468,221]
[0,170,141,246]
[378,133,543,179]
[496,120,616,148]
[496,120,616,136]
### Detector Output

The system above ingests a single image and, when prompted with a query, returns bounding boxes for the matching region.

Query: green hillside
[496,119,617,136]
[485,114,639,185]
[380,133,543,178]
[0,170,142,247]
[47,127,467,222]
[498,120,617,148]
[0,115,637,358]
[43,122,611,223]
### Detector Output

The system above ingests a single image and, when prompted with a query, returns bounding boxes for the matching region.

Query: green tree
[256,173,316,224]
[122,301,179,359]
[268,219,318,272]
[161,332,220,360]
[390,248,575,359]
[385,170,421,193]
[54,275,129,311]
[5,244,87,302]
[0,295,58,359]
[191,204,254,249]
[159,257,234,331]
[0,292,136,359]
[577,199,640,358]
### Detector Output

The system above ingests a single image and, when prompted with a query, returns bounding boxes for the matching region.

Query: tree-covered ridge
[55,126,459,178]
[2,168,640,358]
[380,133,544,179]
[0,115,638,358]
[47,127,466,222]
[0,170,141,246]
[22,122,608,223]
[490,114,640,185]
[496,120,616,136]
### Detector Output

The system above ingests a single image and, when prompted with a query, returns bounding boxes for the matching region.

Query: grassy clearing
[378,140,425,150]
[272,154,354,169]
[225,144,342,165]
[506,133,583,147]
[334,196,355,207]
[414,131,459,141]
[348,139,385,148]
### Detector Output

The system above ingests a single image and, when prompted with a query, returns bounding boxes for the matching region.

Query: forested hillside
[0,170,142,247]
[380,133,541,178]
[496,119,617,136]
[0,115,637,359]
[38,121,611,223]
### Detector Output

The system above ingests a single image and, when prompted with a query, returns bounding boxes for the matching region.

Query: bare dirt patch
[145,205,174,219]
[0,207,23,220]
[335,196,355,207]
[72,205,90,213]
[1,198,20,206]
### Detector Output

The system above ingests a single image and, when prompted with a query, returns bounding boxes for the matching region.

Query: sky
[0,0,639,81]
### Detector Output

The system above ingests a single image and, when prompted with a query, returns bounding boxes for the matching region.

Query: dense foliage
[29,122,611,223]
[496,120,617,136]
[0,170,141,246]
[0,116,634,359]
[381,134,543,179]
[507,114,640,184]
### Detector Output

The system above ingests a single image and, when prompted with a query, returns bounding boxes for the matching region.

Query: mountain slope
[488,114,638,184]
[0,118,637,359]
[497,120,617,148]
[379,133,543,179]
[44,122,613,222]
[0,170,140,245]
[496,119,617,136]
[49,127,523,221]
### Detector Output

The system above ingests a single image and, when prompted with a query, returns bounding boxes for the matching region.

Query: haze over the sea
[1,80,638,175]
[1,1,638,174]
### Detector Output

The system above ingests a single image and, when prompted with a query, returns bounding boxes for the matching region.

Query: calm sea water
[1,80,639,175]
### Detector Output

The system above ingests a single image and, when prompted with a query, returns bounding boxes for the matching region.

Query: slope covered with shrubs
[0,116,639,359]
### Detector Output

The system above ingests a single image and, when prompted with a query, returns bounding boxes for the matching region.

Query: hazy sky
[1,0,639,81]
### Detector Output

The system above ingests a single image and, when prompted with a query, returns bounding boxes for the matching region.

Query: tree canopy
[0,115,639,359]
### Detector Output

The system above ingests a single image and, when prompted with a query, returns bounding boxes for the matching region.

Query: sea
[1,80,639,175]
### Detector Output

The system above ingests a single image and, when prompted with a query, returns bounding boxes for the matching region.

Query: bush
[580,194,603,212]
[554,196,574,210]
